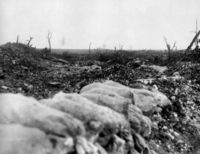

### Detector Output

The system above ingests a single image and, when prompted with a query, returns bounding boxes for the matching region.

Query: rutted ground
[1,43,200,154]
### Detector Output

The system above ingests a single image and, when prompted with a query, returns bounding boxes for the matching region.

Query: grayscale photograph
[0,0,200,154]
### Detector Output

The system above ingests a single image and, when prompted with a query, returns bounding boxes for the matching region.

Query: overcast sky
[0,0,200,49]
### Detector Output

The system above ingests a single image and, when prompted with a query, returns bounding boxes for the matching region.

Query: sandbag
[81,87,124,99]
[0,124,53,154]
[40,92,129,132]
[0,93,85,137]
[133,133,150,154]
[81,93,131,115]
[80,82,134,103]
[81,92,151,137]
[131,89,171,115]
[128,105,151,137]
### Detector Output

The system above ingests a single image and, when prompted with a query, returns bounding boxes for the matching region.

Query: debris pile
[137,68,200,154]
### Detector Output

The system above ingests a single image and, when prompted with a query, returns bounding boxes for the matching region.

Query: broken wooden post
[185,30,200,52]
[27,37,33,47]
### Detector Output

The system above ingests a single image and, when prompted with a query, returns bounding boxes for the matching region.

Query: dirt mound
[0,43,47,70]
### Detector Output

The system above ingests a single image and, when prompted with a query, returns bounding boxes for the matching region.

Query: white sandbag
[81,92,151,137]
[131,89,171,115]
[40,92,129,132]
[0,124,53,154]
[128,105,151,137]
[0,93,85,137]
[80,82,134,102]
[81,93,131,114]
[81,87,122,98]
[133,133,150,154]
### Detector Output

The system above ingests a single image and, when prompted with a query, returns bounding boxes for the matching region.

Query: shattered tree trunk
[163,37,172,61]
[16,35,19,44]
[89,42,92,56]
[27,37,33,47]
[47,32,52,53]
[186,30,200,52]
[48,37,51,52]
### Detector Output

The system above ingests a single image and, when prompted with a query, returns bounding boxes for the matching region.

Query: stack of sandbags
[40,92,129,130]
[0,80,169,154]
[81,80,170,116]
[0,93,85,137]
[40,92,130,154]
[79,81,150,154]
[80,81,152,135]
[0,93,100,154]
[80,80,170,154]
